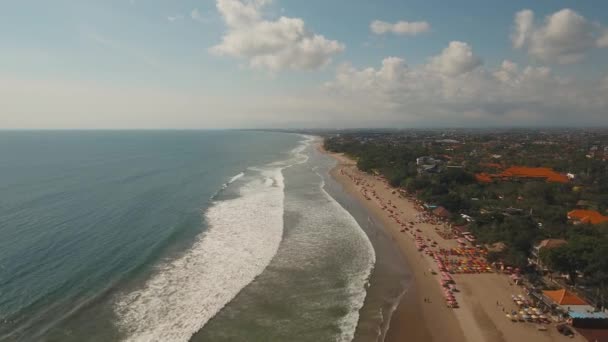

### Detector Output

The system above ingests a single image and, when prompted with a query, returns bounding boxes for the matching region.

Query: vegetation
[325,131,608,307]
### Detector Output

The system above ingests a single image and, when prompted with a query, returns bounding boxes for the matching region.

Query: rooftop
[568,210,608,225]
[499,167,569,183]
[543,289,589,306]
[569,311,608,319]
[537,239,567,250]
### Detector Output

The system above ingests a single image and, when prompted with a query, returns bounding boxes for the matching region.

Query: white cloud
[511,8,608,64]
[210,0,344,71]
[370,20,430,36]
[324,41,608,126]
[511,9,534,49]
[493,60,518,82]
[428,41,482,77]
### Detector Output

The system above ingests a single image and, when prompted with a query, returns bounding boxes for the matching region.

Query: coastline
[318,144,466,342]
[319,141,584,342]
[323,150,465,342]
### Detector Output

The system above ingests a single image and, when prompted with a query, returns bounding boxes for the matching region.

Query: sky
[1,0,608,129]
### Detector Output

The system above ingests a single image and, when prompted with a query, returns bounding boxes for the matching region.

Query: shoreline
[319,143,465,342]
[327,160,464,342]
[319,142,584,342]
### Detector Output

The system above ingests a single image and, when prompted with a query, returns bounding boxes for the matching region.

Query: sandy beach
[320,144,586,342]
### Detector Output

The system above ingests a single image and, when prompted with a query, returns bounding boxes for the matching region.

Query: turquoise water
[0,131,381,342]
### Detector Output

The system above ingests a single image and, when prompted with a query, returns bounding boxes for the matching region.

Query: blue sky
[1,0,608,128]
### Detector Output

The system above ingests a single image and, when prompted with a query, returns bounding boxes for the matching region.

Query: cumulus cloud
[370,20,430,35]
[428,41,482,77]
[511,8,608,64]
[511,9,534,49]
[210,0,344,71]
[324,41,608,126]
[492,60,519,83]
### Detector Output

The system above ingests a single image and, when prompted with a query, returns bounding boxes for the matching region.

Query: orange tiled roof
[543,289,588,306]
[499,167,569,183]
[538,239,567,249]
[475,173,493,183]
[568,210,608,225]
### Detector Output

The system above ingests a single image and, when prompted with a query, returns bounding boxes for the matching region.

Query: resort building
[542,289,594,314]
[416,156,444,174]
[497,167,569,183]
[530,239,567,270]
[474,166,569,184]
[569,311,608,329]
[567,209,608,225]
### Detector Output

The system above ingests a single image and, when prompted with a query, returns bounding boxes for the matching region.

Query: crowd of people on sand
[336,163,591,340]
[340,166,478,309]
[502,294,553,324]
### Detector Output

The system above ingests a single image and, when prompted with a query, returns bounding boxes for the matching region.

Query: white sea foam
[319,184,376,342]
[114,136,312,342]
[228,172,244,184]
[114,167,286,342]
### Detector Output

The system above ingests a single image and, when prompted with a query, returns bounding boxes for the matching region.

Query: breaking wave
[113,138,311,342]
[228,172,244,184]
[317,174,376,341]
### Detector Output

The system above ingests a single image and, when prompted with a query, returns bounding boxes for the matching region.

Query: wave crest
[114,167,286,342]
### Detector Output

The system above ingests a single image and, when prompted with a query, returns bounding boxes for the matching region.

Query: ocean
[0,131,403,342]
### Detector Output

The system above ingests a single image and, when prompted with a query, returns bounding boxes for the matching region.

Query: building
[567,210,608,225]
[416,156,444,174]
[416,156,439,166]
[498,166,569,183]
[475,166,569,184]
[419,164,441,174]
[530,239,567,270]
[475,173,493,183]
[435,139,460,144]
[542,289,594,314]
[569,311,608,329]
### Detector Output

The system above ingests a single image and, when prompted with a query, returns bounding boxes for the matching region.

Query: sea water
[0,131,380,342]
